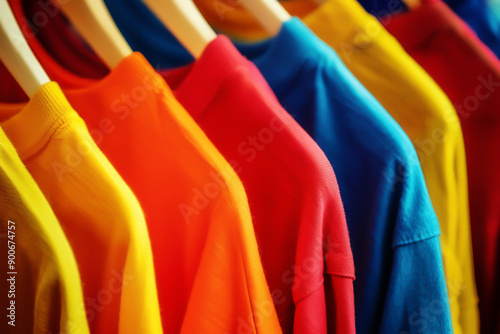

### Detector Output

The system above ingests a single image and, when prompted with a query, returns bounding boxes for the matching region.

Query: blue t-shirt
[101,2,452,331]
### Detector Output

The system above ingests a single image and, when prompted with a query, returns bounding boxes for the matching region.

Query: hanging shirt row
[0,0,498,333]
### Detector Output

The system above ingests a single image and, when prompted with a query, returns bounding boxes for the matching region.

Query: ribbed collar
[0,51,171,129]
[0,82,76,160]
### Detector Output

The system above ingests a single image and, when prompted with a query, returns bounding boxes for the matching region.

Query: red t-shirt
[384,2,500,333]
[159,36,356,333]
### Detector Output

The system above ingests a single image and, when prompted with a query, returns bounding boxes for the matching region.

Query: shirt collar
[232,18,331,93]
[161,35,255,119]
[0,82,77,160]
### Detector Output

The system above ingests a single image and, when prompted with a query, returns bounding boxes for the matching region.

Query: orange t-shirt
[67,55,281,333]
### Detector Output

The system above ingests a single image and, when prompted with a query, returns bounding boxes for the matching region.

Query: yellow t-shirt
[0,128,89,334]
[191,0,479,332]
[0,82,162,334]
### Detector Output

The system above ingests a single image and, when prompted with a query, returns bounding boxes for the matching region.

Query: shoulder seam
[393,230,441,248]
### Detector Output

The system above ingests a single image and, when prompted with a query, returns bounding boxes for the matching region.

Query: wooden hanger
[0,0,50,98]
[142,0,217,58]
[53,0,133,69]
[240,0,291,36]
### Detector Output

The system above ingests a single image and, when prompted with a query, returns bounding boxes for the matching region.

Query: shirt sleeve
[381,236,453,334]
[325,274,356,333]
